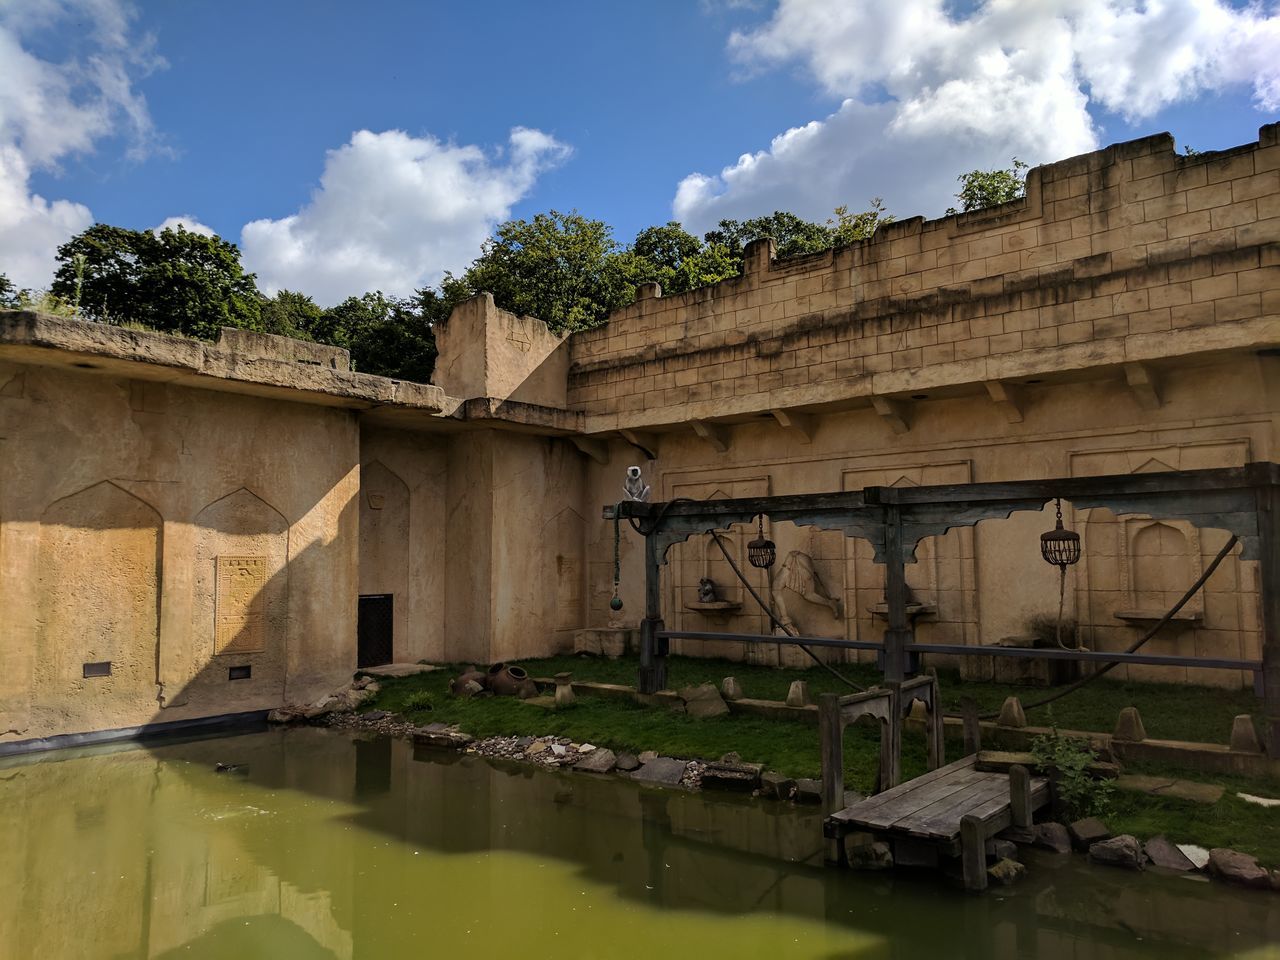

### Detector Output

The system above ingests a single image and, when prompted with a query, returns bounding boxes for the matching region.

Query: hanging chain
[610,511,623,610]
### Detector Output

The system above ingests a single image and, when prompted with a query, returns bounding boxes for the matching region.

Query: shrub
[1031,727,1114,819]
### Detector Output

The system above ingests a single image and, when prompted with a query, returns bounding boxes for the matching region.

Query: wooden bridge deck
[824,754,1051,890]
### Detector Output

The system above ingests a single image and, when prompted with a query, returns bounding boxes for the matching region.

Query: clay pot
[450,669,487,696]
[488,663,529,697]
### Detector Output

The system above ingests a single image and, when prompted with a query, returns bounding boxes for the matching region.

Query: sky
[2,0,1278,306]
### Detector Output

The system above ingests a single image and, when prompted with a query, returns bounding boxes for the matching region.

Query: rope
[977,532,1240,719]
[707,531,865,692]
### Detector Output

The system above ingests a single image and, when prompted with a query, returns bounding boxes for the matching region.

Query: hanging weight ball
[610,596,624,611]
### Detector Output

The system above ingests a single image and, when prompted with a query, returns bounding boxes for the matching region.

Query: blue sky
[3,0,1278,304]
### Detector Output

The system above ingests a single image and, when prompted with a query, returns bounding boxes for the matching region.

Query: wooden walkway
[824,754,1051,891]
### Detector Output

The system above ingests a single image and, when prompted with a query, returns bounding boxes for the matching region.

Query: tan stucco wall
[0,359,360,743]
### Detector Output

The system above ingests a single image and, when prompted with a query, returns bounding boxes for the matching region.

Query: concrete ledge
[0,710,270,758]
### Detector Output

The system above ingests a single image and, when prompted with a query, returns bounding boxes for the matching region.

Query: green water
[1,728,1277,959]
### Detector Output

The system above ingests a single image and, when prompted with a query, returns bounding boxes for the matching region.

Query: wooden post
[1009,764,1032,828]
[961,698,982,756]
[1257,479,1280,757]
[881,682,902,791]
[960,815,988,892]
[882,503,913,683]
[927,681,946,771]
[818,693,847,864]
[638,533,667,694]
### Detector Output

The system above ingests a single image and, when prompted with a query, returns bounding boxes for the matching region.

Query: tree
[313,292,437,384]
[51,224,262,339]
[260,289,321,340]
[0,273,18,308]
[948,159,1029,214]
[450,211,641,333]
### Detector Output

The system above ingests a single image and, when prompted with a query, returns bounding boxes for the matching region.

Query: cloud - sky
[0,1,1276,302]
[675,0,1280,232]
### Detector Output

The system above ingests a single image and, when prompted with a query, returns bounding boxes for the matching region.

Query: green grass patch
[1107,790,1280,867]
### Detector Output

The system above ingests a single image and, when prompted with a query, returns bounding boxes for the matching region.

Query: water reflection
[0,727,1276,959]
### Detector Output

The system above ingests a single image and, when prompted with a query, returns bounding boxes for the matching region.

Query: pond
[1,726,1276,959]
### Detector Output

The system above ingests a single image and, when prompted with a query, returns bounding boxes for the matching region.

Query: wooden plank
[894,777,1011,838]
[967,778,1049,824]
[961,815,988,892]
[845,769,990,830]
[1009,764,1031,827]
[829,755,975,822]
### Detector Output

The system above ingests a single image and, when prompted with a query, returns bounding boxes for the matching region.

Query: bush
[1031,727,1114,819]
[400,690,434,713]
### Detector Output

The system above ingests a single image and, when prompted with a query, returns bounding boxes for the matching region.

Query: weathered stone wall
[568,128,1278,427]
[574,126,1280,689]
[0,358,361,743]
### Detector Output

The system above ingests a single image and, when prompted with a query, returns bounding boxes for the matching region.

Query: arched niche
[191,488,290,667]
[359,461,410,660]
[35,481,163,704]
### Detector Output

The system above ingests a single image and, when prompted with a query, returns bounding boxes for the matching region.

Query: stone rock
[988,858,1026,885]
[1089,835,1144,870]
[996,696,1026,728]
[794,778,823,804]
[364,681,381,695]
[631,757,690,786]
[363,710,390,721]
[615,753,640,772]
[760,771,795,801]
[1144,835,1196,871]
[638,750,658,763]
[578,743,595,753]
[551,743,568,756]
[413,728,473,750]
[527,740,548,755]
[1207,848,1272,889]
[1230,715,1262,753]
[1113,706,1147,742]
[456,679,484,699]
[516,679,539,700]
[680,683,729,719]
[1069,817,1111,852]
[267,707,302,724]
[1159,781,1223,804]
[702,758,764,792]
[574,748,617,774]
[848,840,893,870]
[353,675,373,689]
[720,751,741,763]
[1176,844,1211,869]
[785,681,811,708]
[986,839,1019,860]
[721,677,744,701]
[1034,822,1072,853]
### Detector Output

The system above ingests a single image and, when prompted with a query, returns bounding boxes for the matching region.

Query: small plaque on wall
[215,556,267,654]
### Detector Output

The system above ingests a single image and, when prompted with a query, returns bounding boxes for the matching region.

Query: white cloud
[241,127,571,305]
[0,0,161,288]
[152,215,215,238]
[677,0,1280,232]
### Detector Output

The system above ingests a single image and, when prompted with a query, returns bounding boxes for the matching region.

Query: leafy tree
[947,159,1029,214]
[0,273,18,307]
[314,292,437,383]
[260,289,321,340]
[704,210,835,260]
[828,199,892,246]
[51,224,262,338]
[449,211,641,332]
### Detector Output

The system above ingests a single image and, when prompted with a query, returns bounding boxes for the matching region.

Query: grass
[363,653,1279,864]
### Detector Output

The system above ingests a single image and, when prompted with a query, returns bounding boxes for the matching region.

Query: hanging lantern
[1040,497,1081,568]
[747,514,776,569]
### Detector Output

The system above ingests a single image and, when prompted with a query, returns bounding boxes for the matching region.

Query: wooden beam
[770,408,815,443]
[983,380,1026,423]
[871,396,911,434]
[569,436,610,465]
[1124,362,1162,410]
[690,419,730,453]
[619,429,658,460]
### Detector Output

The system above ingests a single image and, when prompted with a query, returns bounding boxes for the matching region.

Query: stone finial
[1113,706,1146,742]
[785,680,811,708]
[554,672,576,708]
[721,677,744,701]
[635,281,662,300]
[996,696,1027,728]
[1229,714,1262,754]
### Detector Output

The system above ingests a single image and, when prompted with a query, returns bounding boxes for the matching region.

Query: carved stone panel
[215,556,268,654]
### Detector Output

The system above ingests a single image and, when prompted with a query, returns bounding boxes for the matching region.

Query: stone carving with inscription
[215,556,267,655]
[771,550,843,633]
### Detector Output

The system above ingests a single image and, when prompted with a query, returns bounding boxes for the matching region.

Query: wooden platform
[824,754,1050,890]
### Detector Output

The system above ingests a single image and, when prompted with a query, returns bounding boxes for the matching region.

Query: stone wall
[0,357,361,743]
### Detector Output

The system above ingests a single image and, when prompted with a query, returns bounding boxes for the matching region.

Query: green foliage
[1030,726,1114,819]
[948,159,1029,214]
[0,273,20,307]
[705,200,892,262]
[259,289,321,340]
[399,690,434,713]
[309,291,438,383]
[51,224,263,338]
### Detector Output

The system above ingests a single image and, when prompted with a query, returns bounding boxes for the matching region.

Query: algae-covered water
[1,727,1276,959]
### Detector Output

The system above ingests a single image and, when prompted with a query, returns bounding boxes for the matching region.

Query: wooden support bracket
[619,429,658,460]
[770,408,815,443]
[690,419,730,453]
[871,396,911,434]
[569,436,610,465]
[984,380,1026,423]
[1124,362,1162,410]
